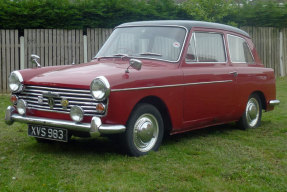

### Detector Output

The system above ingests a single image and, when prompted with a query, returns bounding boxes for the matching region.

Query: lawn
[0,78,286,192]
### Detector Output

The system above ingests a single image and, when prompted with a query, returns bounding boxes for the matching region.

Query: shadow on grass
[23,120,273,157]
[24,136,125,158]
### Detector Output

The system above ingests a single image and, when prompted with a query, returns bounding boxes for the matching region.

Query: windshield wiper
[94,53,130,60]
[113,53,130,58]
[139,52,162,57]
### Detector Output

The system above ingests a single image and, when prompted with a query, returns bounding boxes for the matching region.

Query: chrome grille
[18,85,103,116]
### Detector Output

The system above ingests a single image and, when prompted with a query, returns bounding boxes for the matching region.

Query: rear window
[228,35,254,63]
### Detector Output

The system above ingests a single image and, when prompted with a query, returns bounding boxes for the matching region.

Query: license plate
[28,125,68,142]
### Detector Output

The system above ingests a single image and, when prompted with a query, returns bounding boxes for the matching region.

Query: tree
[181,0,233,22]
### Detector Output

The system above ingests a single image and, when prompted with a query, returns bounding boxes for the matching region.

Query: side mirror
[126,59,142,73]
[30,54,41,67]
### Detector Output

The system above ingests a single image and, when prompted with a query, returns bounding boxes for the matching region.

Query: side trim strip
[112,80,232,92]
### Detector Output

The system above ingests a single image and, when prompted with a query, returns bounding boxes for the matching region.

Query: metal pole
[279,31,285,77]
[83,35,87,63]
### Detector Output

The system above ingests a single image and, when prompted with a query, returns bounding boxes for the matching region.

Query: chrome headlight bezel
[90,76,110,101]
[8,71,24,93]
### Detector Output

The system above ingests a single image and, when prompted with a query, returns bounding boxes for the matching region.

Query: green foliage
[226,1,287,28]
[0,0,189,29]
[0,0,286,29]
[181,0,233,22]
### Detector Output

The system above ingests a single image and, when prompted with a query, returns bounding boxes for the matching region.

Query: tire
[238,94,262,130]
[122,103,164,156]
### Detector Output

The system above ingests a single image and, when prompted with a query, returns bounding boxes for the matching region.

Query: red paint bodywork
[18,27,276,135]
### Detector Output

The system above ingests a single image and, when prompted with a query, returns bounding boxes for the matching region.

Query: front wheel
[238,94,262,130]
[122,104,164,156]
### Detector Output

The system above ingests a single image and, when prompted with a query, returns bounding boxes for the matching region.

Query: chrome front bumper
[5,106,126,135]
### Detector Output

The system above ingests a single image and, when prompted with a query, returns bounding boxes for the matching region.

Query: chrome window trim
[112,80,232,92]
[95,25,189,63]
[227,34,255,64]
[185,31,228,64]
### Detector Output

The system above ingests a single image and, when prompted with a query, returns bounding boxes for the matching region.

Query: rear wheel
[238,94,262,130]
[122,104,164,156]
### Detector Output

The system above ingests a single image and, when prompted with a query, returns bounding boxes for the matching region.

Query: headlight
[17,99,27,115]
[9,71,23,92]
[90,76,110,101]
[70,105,84,122]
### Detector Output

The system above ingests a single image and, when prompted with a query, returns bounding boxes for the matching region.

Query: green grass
[0,78,287,192]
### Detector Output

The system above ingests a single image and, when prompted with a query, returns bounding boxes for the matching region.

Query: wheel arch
[250,90,267,110]
[130,96,173,135]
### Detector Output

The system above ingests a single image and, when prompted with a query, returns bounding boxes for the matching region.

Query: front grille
[18,85,104,116]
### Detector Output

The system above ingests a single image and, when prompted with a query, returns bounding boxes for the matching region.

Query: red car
[5,21,280,156]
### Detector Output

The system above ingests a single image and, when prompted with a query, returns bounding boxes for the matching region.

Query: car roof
[117,20,250,37]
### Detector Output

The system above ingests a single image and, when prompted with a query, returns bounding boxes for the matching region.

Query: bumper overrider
[5,106,126,135]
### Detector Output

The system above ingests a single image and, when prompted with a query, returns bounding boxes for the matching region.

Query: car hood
[23,59,181,90]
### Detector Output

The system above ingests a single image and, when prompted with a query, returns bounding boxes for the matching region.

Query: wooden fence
[0,27,286,93]
[241,27,286,77]
[0,30,20,93]
[24,29,84,68]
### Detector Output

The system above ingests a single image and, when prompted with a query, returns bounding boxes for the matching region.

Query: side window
[228,35,254,63]
[186,32,226,63]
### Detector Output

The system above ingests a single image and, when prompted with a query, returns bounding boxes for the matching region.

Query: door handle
[229,71,238,77]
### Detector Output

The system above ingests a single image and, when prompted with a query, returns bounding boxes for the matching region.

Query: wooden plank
[56,29,61,66]
[90,29,95,60]
[10,30,15,73]
[101,28,105,49]
[27,29,32,68]
[64,30,68,65]
[87,28,91,61]
[24,29,28,68]
[6,30,11,92]
[48,29,52,66]
[94,28,99,56]
[75,30,80,64]
[36,30,40,60]
[44,29,48,67]
[72,30,75,64]
[53,29,57,66]
[32,29,36,55]
[2,30,7,92]
[15,30,19,70]
[60,29,64,65]
[40,29,44,68]
[79,29,83,63]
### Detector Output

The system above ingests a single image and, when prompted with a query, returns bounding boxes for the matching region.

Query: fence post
[279,31,285,77]
[20,36,25,69]
[83,35,87,63]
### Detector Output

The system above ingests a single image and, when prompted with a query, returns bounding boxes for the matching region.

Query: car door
[182,29,238,129]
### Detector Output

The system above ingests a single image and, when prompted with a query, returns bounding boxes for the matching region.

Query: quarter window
[186,32,226,63]
[228,35,254,63]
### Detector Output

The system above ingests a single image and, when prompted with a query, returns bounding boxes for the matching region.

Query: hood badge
[41,91,61,109]
[47,98,55,109]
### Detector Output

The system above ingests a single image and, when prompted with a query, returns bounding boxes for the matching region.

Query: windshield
[95,26,187,62]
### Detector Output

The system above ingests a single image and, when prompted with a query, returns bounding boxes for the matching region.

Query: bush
[0,0,286,29]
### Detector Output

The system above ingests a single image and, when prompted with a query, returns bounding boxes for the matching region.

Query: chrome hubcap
[246,98,259,127]
[133,114,159,152]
